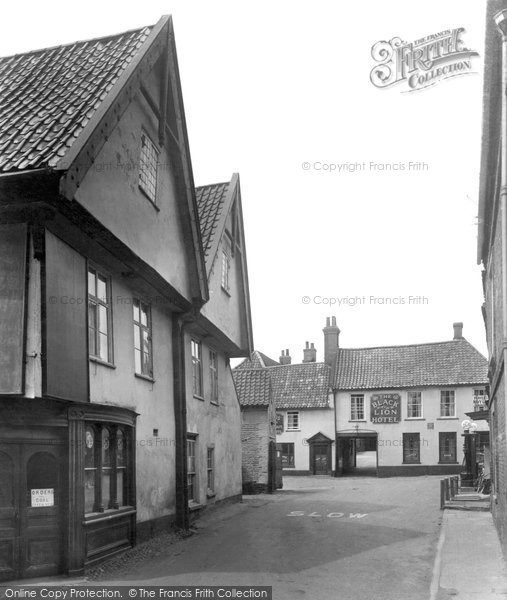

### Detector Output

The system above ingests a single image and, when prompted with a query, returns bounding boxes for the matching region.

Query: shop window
[402,433,420,464]
[191,340,203,397]
[187,436,197,503]
[350,394,364,421]
[133,299,153,377]
[88,268,112,363]
[407,391,422,418]
[139,131,159,203]
[84,423,131,514]
[277,443,295,468]
[209,350,219,404]
[207,447,215,494]
[440,390,456,417]
[439,432,457,463]
[287,411,300,431]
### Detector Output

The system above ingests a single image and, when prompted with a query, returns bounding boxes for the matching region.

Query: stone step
[444,500,490,512]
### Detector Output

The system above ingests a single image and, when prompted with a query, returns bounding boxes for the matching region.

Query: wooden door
[0,444,64,581]
[313,444,329,475]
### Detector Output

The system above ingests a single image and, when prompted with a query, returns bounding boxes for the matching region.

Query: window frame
[138,130,159,204]
[88,267,113,364]
[209,349,219,404]
[191,339,203,398]
[440,390,456,418]
[439,431,457,464]
[286,411,300,431]
[133,298,153,378]
[187,435,198,504]
[350,394,365,421]
[221,240,231,294]
[207,447,215,495]
[84,422,132,515]
[407,391,423,419]
[402,432,421,464]
[276,443,295,468]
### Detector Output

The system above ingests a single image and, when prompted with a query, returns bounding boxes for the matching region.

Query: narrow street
[96,475,443,600]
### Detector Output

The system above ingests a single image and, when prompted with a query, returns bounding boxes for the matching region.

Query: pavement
[3,475,507,600]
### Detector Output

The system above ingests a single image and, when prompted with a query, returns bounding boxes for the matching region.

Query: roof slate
[195,182,230,258]
[0,27,152,173]
[235,351,280,370]
[269,362,331,409]
[334,339,488,390]
[233,368,272,407]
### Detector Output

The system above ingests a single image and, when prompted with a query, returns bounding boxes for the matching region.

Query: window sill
[349,420,366,423]
[89,356,116,369]
[210,401,220,407]
[405,418,425,421]
[221,286,231,297]
[194,395,204,401]
[402,461,421,465]
[206,491,216,499]
[138,185,160,211]
[438,461,459,465]
[286,429,300,432]
[437,417,458,420]
[135,372,155,383]
[188,501,203,512]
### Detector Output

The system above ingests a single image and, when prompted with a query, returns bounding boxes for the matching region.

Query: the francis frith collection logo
[370,28,479,92]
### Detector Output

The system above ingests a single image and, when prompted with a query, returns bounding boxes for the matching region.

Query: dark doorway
[0,443,64,582]
[337,433,378,477]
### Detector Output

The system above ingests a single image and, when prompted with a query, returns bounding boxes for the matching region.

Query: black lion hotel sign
[370,393,401,424]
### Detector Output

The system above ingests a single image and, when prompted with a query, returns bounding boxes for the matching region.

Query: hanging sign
[370,393,401,424]
[31,488,54,507]
[276,413,284,435]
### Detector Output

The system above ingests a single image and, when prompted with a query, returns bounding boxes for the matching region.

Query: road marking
[286,511,368,519]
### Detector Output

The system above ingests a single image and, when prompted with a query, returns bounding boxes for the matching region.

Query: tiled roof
[0,27,152,173]
[334,340,488,390]
[233,368,272,407]
[269,362,331,409]
[235,351,280,370]
[195,182,229,258]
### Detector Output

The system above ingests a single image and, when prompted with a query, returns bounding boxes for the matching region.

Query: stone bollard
[441,479,446,509]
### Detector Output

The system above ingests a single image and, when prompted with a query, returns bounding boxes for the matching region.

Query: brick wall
[241,407,271,493]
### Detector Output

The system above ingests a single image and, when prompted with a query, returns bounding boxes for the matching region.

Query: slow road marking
[287,511,368,519]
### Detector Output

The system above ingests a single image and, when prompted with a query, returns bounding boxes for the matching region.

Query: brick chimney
[323,316,340,366]
[303,341,317,363]
[279,349,291,365]
[453,322,464,340]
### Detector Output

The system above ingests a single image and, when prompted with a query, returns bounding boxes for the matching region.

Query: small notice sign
[276,413,284,435]
[31,488,54,507]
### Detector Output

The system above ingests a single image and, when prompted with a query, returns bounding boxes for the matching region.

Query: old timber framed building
[0,18,252,580]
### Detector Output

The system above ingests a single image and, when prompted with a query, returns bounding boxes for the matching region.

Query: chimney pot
[323,315,340,366]
[279,349,292,365]
[326,317,330,327]
[303,341,317,363]
[453,322,464,340]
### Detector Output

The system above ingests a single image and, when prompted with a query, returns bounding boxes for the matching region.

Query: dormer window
[139,131,159,203]
[221,238,232,294]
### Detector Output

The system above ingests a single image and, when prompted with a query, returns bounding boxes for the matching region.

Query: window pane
[134,349,142,373]
[142,349,151,375]
[102,429,111,467]
[99,305,108,334]
[85,427,95,468]
[142,329,150,354]
[84,470,96,513]
[88,271,96,297]
[0,453,14,508]
[134,324,140,350]
[117,430,125,466]
[97,276,107,303]
[133,299,140,323]
[141,305,148,327]
[116,469,125,507]
[88,302,97,355]
[101,469,111,508]
[99,333,108,362]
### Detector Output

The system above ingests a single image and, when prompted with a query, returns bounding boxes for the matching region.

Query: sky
[0,0,489,361]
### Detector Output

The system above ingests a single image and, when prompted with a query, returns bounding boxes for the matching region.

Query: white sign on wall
[31,488,54,507]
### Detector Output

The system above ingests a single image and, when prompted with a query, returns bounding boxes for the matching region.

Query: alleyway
[95,476,442,600]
